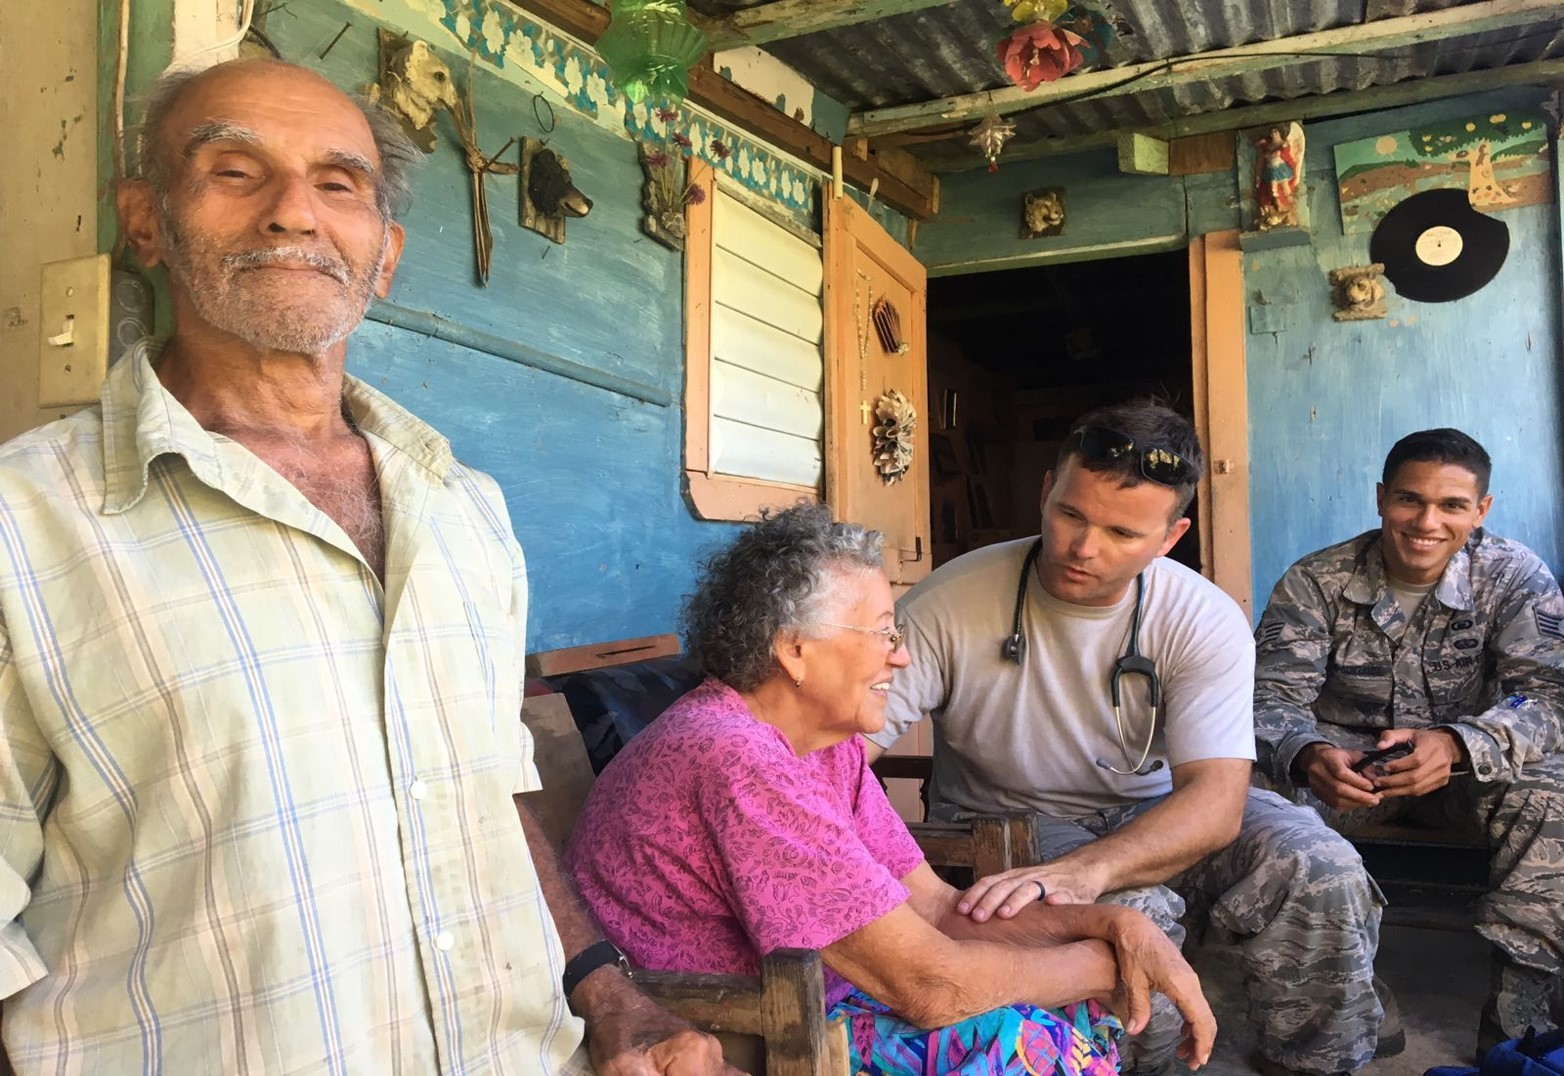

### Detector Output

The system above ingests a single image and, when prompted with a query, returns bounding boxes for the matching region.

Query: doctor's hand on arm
[515,799,740,1076]
[956,757,1251,922]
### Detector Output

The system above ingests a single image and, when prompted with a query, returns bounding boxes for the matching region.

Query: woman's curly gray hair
[682,504,886,691]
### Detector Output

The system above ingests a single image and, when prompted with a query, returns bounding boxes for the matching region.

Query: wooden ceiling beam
[914,56,1564,171]
[849,0,1564,137]
[501,0,940,219]
[704,0,961,50]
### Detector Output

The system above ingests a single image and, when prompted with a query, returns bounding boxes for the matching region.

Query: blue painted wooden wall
[272,1,743,651]
[1245,89,1563,613]
[916,87,1563,616]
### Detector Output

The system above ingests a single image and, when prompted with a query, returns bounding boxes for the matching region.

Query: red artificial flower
[996,21,1085,90]
[683,183,707,205]
[670,132,692,150]
[709,138,730,160]
[645,150,670,168]
[655,107,680,123]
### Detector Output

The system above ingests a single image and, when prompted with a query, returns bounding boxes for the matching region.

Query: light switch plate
[38,254,111,407]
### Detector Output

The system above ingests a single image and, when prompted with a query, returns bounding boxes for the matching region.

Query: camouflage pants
[1031,789,1383,1075]
[1287,736,1564,1040]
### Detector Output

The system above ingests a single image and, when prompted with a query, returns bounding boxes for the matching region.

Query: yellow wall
[0,0,103,442]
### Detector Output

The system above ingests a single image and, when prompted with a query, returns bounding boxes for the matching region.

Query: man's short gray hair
[681,503,887,692]
[131,60,419,222]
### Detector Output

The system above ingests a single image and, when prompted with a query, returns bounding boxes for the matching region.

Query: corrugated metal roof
[687,0,1564,168]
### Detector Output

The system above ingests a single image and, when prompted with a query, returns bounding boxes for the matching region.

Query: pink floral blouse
[565,677,925,1003]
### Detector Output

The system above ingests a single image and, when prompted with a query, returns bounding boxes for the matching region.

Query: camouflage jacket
[1254,528,1564,786]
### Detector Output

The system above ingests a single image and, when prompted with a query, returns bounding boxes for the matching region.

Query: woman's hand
[1101,913,1217,1069]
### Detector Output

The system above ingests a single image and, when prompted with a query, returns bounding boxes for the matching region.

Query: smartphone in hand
[1350,743,1413,774]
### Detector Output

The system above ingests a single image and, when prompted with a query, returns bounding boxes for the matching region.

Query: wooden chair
[872,753,1039,882]
[519,636,1036,1074]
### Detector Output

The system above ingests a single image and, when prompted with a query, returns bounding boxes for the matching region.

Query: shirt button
[1478,763,1493,776]
[410,780,429,801]
[435,931,454,951]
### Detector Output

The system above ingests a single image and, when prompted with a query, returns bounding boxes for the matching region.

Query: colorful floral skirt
[828,989,1122,1076]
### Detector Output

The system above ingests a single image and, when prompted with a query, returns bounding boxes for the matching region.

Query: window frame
[682,159,823,522]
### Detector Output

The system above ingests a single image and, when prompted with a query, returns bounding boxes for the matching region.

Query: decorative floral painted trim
[376,0,815,222]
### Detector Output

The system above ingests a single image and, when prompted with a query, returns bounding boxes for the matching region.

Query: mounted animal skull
[373,31,458,153]
[520,139,593,244]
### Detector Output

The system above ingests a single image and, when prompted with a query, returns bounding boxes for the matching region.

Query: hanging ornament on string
[969,107,1017,172]
[597,0,709,105]
[1003,0,1070,23]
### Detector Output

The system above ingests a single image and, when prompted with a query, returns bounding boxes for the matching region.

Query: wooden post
[759,949,832,1076]
[967,815,1012,879]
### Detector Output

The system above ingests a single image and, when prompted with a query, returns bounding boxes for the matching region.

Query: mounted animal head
[528,148,593,219]
[1023,189,1065,236]
[382,38,457,145]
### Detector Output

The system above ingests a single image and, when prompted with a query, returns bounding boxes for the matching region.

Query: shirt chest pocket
[1423,619,1488,713]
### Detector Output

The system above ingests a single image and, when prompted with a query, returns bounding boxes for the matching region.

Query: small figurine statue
[1254,122,1305,231]
[1328,263,1387,322]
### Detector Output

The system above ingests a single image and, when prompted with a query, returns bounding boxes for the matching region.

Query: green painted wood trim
[366,301,673,407]
[925,233,1188,277]
[97,0,175,254]
[922,57,1564,172]
[706,0,960,49]
[850,0,1564,136]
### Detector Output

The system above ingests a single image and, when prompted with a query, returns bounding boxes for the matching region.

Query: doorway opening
[924,249,1198,572]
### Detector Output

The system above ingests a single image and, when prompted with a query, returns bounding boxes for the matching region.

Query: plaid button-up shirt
[0,339,588,1074]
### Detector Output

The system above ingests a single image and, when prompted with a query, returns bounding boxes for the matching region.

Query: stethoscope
[1002,538,1165,777]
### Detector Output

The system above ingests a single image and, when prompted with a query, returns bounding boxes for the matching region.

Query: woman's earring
[793,676,803,688]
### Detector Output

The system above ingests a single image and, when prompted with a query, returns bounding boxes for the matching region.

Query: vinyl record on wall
[1369,188,1509,303]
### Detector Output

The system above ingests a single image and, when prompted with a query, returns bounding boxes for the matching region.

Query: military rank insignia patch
[1537,609,1563,640]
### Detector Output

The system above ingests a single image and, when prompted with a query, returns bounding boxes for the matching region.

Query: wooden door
[823,196,930,587]
[1188,230,1253,617]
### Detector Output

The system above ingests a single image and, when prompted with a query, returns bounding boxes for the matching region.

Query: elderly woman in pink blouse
[566,505,1214,1075]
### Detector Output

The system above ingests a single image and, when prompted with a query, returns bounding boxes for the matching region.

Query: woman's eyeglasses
[1070,425,1194,487]
[817,622,906,650]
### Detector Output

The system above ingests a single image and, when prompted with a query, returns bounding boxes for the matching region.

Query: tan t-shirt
[872,537,1256,818]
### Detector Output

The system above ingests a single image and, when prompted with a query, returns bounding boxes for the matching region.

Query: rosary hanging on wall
[872,389,917,484]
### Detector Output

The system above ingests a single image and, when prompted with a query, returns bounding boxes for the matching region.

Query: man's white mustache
[223,246,349,284]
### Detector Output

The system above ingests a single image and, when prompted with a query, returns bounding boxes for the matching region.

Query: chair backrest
[517,693,597,851]
[636,948,850,1076]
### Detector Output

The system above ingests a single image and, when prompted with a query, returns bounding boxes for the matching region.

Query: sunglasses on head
[1069,425,1194,487]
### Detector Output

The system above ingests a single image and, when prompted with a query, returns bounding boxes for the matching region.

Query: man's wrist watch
[561,939,632,1001]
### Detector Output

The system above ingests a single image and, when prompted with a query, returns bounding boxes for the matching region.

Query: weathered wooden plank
[635,970,766,1034]
[1117,132,1169,175]
[1168,132,1233,177]
[759,949,832,1076]
[499,0,940,219]
[916,57,1564,171]
[525,633,681,677]
[706,0,961,50]
[849,0,1564,136]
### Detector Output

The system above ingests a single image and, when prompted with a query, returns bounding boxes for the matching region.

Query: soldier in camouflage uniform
[1256,428,1564,1052]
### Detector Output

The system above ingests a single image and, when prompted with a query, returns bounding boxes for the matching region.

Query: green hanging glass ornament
[597,0,709,105]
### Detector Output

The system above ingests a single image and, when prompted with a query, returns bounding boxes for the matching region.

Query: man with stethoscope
[865,402,1389,1076]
